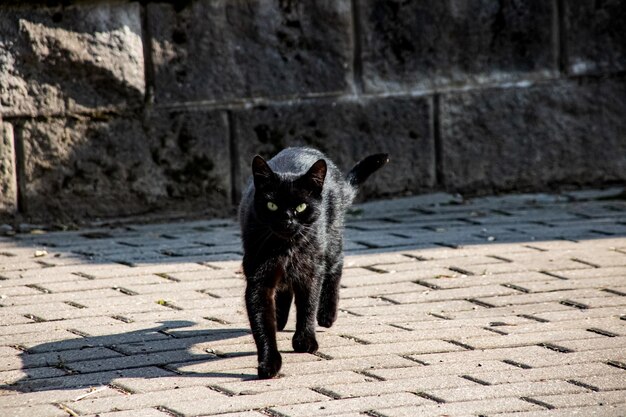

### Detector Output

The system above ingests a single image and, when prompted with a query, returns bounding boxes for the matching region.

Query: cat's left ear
[301,159,327,195]
[252,155,275,189]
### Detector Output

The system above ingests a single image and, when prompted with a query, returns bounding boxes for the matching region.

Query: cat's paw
[292,333,319,353]
[317,310,337,328]
[258,352,282,379]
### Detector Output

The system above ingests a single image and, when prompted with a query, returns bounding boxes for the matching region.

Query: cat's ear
[252,155,275,189]
[301,159,327,195]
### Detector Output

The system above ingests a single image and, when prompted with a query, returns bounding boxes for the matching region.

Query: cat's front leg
[318,251,343,328]
[244,260,283,379]
[292,264,324,353]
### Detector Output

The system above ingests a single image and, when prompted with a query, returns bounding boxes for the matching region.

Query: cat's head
[251,155,327,240]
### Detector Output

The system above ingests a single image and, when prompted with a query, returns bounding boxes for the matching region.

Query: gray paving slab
[0,189,625,415]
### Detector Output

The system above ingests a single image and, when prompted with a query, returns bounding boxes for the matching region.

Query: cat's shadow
[2,320,257,393]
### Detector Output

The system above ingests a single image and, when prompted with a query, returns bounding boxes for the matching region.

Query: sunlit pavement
[1,189,625,416]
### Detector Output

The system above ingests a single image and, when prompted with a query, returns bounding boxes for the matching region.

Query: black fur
[239,147,388,378]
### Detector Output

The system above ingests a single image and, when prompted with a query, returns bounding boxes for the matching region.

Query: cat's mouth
[270,227,299,240]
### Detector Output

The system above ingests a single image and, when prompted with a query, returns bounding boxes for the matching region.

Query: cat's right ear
[252,155,275,189]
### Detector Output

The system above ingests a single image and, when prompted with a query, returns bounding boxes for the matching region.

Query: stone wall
[1,0,625,224]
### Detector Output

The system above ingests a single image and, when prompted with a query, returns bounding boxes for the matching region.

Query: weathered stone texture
[565,0,626,75]
[359,0,556,93]
[0,120,17,214]
[440,78,626,192]
[15,111,230,222]
[148,0,352,104]
[233,97,434,200]
[0,3,144,116]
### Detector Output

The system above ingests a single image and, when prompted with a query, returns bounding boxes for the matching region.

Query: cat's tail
[346,153,389,188]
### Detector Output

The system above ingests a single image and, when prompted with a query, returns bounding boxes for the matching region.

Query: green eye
[267,201,278,211]
[295,203,307,213]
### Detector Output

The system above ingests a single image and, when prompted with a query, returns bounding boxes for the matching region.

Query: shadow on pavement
[2,321,256,393]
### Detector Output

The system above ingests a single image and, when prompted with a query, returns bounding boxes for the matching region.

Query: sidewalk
[0,189,625,417]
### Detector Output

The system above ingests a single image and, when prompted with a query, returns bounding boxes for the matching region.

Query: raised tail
[346,153,389,187]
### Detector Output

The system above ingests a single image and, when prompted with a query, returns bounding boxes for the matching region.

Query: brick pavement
[0,188,625,417]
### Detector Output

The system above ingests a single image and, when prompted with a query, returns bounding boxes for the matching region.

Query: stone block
[147,0,352,104]
[565,0,626,74]
[440,78,626,193]
[358,0,556,93]
[14,111,230,222]
[0,3,144,116]
[0,120,17,214]
[233,96,434,200]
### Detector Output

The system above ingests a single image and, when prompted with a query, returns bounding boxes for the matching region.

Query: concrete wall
[1,0,625,223]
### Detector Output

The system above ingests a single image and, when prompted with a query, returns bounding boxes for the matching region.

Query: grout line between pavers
[311,386,342,399]
[154,405,185,417]
[460,375,491,386]
[520,396,555,410]
[586,328,618,338]
[567,379,600,392]
[607,360,626,370]
[502,359,532,369]
[414,391,446,404]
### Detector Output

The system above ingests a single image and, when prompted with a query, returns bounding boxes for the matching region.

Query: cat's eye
[267,201,278,211]
[295,203,307,213]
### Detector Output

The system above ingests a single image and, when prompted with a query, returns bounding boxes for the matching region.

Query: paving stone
[0,403,67,417]
[475,288,613,307]
[216,370,366,395]
[386,284,518,304]
[556,336,626,352]
[409,345,562,368]
[67,386,221,415]
[533,306,626,322]
[319,339,462,359]
[1,366,67,385]
[368,359,515,381]
[374,397,542,416]
[495,404,626,417]
[87,409,172,417]
[534,390,626,408]
[270,392,427,417]
[430,380,585,403]
[346,299,475,316]
[147,0,352,103]
[572,374,626,391]
[280,354,416,376]
[340,267,454,287]
[549,266,626,280]
[0,288,129,307]
[1,346,123,372]
[348,326,494,344]
[468,362,623,385]
[462,329,605,350]
[111,373,251,395]
[39,275,165,293]
[0,385,119,407]
[9,366,172,393]
[501,317,625,336]
[166,388,328,416]
[358,0,556,93]
[325,374,475,399]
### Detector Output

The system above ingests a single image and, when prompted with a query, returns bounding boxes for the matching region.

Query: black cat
[239,147,388,379]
